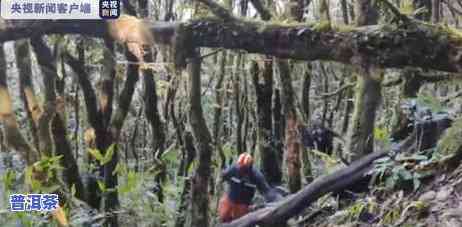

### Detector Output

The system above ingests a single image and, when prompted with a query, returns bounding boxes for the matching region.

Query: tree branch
[63,52,100,129]
[30,36,58,156]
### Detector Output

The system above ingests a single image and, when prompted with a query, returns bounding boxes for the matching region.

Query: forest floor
[305,164,462,227]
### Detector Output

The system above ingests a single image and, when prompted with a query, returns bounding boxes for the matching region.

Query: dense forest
[1,0,462,226]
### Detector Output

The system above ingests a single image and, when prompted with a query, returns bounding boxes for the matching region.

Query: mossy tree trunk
[14,40,40,152]
[249,0,283,186]
[213,50,228,168]
[65,38,140,226]
[64,49,103,209]
[233,54,244,154]
[143,49,166,202]
[30,37,57,158]
[251,60,282,186]
[30,36,86,201]
[0,43,38,164]
[437,118,462,170]
[345,69,383,161]
[278,0,308,193]
[345,0,382,161]
[96,40,118,226]
[101,42,141,226]
[186,50,214,227]
[390,0,432,141]
[4,19,462,73]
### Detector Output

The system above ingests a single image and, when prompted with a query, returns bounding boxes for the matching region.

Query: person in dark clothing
[300,122,342,155]
[218,153,274,223]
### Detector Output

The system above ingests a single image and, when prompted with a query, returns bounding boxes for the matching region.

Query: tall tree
[135,0,167,203]
[276,0,308,193]
[0,44,38,164]
[249,0,283,185]
[186,50,214,227]
[345,0,382,161]
[14,40,40,152]
[30,37,85,201]
[251,60,281,185]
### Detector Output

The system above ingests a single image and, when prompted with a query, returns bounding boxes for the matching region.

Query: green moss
[255,19,307,28]
[399,0,414,16]
[333,24,356,33]
[436,118,462,157]
[443,26,462,44]
[382,207,402,225]
[421,21,462,44]
[312,20,332,32]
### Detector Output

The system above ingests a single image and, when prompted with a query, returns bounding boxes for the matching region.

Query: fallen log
[2,18,462,73]
[220,115,460,227]
[219,150,388,227]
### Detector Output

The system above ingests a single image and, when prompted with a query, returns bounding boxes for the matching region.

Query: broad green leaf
[101,144,116,165]
[97,180,106,192]
[161,149,177,163]
[88,148,104,161]
[118,171,138,194]
[112,163,127,176]
[3,170,16,190]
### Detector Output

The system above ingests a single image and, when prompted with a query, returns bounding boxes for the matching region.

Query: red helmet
[237,153,253,168]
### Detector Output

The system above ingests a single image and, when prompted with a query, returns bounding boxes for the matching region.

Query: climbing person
[218,153,281,223]
[300,119,343,155]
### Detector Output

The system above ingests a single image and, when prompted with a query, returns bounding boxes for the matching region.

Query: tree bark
[96,42,117,225]
[277,59,303,193]
[104,47,141,226]
[30,37,57,157]
[273,89,284,170]
[251,60,282,185]
[233,54,244,154]
[63,50,102,209]
[143,50,166,202]
[213,50,228,168]
[0,43,38,164]
[437,118,462,171]
[345,0,382,161]
[186,50,214,227]
[301,65,311,122]
[14,40,40,152]
[279,0,307,193]
[432,0,441,23]
[345,69,383,161]
[31,37,86,201]
[2,19,462,73]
